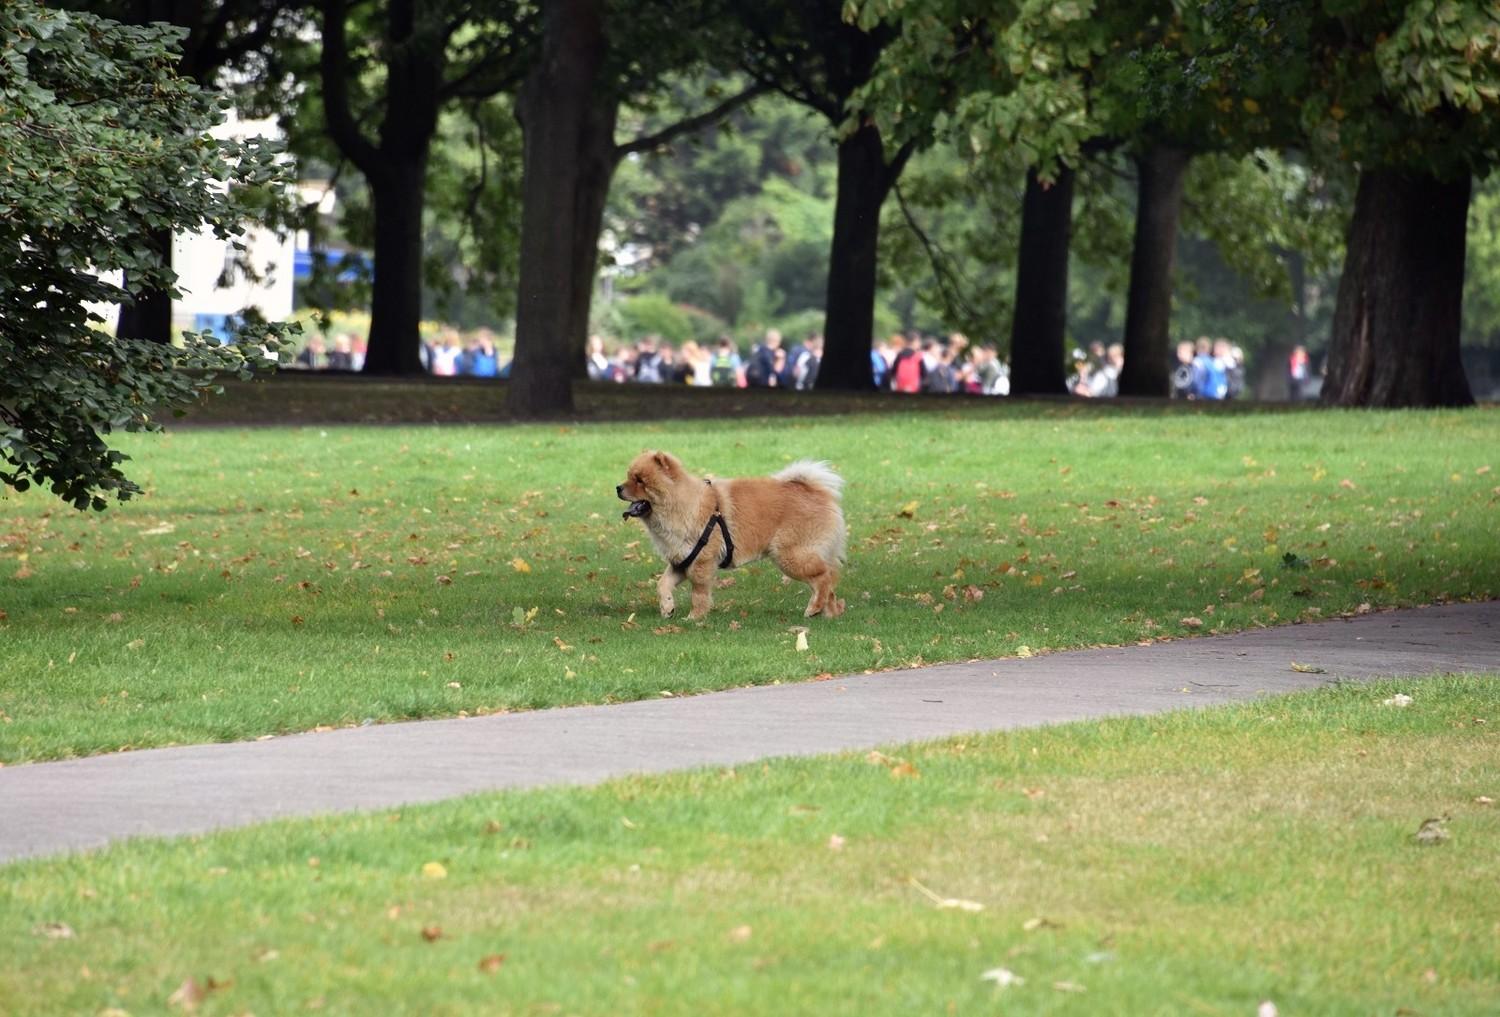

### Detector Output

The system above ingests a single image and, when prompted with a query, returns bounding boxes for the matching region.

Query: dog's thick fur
[617,451,846,620]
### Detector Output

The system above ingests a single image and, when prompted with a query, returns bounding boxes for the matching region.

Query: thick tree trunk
[508,0,612,417]
[1322,169,1474,408]
[816,124,892,391]
[1009,165,1075,396]
[116,225,174,343]
[361,161,430,375]
[1118,145,1190,397]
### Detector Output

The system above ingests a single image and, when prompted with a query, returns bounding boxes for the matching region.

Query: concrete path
[3,602,1498,864]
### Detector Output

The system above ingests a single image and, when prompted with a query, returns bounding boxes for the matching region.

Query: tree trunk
[361,160,431,375]
[816,124,892,391]
[508,0,611,417]
[116,225,174,343]
[1009,165,1075,396]
[1118,145,1190,397]
[1322,169,1474,407]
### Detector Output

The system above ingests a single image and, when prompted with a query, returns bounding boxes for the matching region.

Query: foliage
[0,2,291,510]
[603,292,723,345]
[1462,175,1500,347]
[422,98,526,326]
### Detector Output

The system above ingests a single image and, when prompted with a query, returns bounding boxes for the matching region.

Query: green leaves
[0,2,293,509]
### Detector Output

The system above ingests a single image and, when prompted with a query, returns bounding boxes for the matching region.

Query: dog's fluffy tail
[774,459,844,501]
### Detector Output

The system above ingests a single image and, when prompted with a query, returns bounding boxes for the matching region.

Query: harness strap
[671,481,734,573]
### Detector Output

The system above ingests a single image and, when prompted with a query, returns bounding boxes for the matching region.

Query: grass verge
[2,675,1497,1015]
[1,404,1497,762]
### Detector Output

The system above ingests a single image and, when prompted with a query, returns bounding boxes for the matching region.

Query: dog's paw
[659,596,675,618]
[823,598,846,618]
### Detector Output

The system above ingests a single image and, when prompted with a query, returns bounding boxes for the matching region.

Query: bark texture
[1008,165,1075,396]
[1322,169,1474,407]
[1118,145,1190,397]
[506,0,610,416]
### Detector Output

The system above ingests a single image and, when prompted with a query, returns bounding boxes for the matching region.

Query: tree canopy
[0,2,291,508]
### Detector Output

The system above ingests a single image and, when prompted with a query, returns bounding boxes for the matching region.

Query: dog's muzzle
[617,485,651,519]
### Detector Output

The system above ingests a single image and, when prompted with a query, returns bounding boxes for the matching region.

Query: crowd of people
[1168,337,1249,401]
[287,323,1276,401]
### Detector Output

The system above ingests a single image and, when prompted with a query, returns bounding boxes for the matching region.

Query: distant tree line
[23,1,1500,417]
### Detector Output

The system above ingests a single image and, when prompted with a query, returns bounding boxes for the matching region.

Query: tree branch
[319,0,380,177]
[614,83,769,161]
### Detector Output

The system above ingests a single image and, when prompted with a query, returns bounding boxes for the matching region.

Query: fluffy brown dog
[617,451,846,620]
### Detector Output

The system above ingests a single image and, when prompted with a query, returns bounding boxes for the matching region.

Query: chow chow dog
[617,451,846,620]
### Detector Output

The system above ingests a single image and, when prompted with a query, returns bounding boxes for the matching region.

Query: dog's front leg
[686,564,715,621]
[657,568,685,617]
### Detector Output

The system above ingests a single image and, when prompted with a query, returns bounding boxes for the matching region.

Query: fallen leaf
[510,557,531,574]
[1180,616,1203,629]
[1413,816,1450,845]
[166,977,206,1011]
[1383,693,1414,708]
[1016,645,1033,658]
[478,954,506,973]
[1052,980,1087,993]
[979,967,1024,988]
[1290,662,1326,674]
[963,585,984,602]
[827,834,846,851]
[897,501,919,519]
[32,922,75,939]
[1474,796,1494,806]
[1022,916,1061,932]
[909,877,983,911]
[126,639,145,650]
[421,861,448,880]
[1021,787,1046,800]
[421,925,444,942]
[727,924,753,943]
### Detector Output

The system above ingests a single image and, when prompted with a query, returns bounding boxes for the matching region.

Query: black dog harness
[671,481,735,574]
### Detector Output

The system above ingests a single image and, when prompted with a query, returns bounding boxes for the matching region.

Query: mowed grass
[1,404,1497,763]
[2,676,1497,1015]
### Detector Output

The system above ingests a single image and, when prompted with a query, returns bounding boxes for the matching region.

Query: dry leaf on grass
[166,978,206,1011]
[727,924,753,943]
[909,877,984,911]
[1383,693,1414,708]
[979,967,1024,988]
[827,834,846,851]
[421,861,448,880]
[1180,616,1204,629]
[421,925,444,942]
[1290,662,1326,674]
[897,501,919,519]
[1413,816,1450,846]
[478,954,506,973]
[31,921,75,939]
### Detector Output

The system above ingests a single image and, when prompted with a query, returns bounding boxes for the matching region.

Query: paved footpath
[3,602,1498,864]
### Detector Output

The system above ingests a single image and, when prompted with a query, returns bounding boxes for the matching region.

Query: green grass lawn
[1,403,1497,763]
[3,676,1496,1015]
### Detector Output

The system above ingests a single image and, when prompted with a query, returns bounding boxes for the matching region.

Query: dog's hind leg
[657,568,685,617]
[775,549,844,618]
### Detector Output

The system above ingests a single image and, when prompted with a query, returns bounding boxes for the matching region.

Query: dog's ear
[652,451,675,474]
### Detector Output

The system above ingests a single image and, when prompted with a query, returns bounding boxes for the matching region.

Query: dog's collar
[671,480,734,573]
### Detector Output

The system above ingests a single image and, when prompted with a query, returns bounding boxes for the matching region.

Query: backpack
[710,351,737,386]
[892,350,923,392]
[636,352,663,384]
